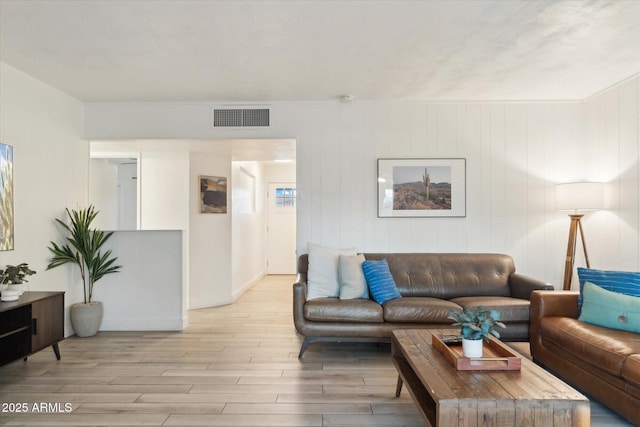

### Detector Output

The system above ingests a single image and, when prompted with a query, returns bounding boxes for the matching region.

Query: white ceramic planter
[7,283,24,295]
[70,301,103,337]
[462,338,483,358]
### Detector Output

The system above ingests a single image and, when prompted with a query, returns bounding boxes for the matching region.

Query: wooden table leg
[395,376,403,397]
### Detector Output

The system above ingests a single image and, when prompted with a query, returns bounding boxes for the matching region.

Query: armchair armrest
[509,273,554,300]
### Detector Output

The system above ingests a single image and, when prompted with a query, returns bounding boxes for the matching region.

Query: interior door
[267,183,297,274]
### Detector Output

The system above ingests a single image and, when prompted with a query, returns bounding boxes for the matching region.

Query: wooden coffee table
[391,329,590,427]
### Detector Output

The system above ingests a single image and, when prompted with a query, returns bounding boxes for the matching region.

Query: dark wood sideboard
[0,291,65,367]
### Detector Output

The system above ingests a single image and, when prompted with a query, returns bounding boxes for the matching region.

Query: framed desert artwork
[0,143,14,250]
[199,175,227,214]
[377,158,466,218]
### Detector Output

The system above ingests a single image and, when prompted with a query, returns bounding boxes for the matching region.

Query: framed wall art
[199,175,227,213]
[0,143,14,250]
[377,158,466,218]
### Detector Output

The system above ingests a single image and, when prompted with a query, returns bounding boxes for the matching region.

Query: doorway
[267,182,297,274]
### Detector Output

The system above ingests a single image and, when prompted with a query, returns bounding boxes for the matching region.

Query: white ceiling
[1,0,639,103]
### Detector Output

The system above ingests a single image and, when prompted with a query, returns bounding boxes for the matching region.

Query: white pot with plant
[0,263,36,301]
[448,307,506,358]
[47,205,121,337]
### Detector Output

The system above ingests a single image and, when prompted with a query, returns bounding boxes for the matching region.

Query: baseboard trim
[232,272,266,302]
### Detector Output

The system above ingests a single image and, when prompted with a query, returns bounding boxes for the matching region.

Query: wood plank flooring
[0,275,633,426]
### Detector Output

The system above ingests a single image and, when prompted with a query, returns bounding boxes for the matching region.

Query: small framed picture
[199,175,227,213]
[377,158,466,218]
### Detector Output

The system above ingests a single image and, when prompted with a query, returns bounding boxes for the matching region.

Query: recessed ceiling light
[339,95,354,103]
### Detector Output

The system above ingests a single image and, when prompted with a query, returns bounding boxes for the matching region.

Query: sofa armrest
[292,273,308,335]
[530,290,580,320]
[509,273,555,300]
[529,290,580,357]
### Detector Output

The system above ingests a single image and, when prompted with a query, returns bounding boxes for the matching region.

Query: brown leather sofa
[530,290,640,426]
[293,253,553,357]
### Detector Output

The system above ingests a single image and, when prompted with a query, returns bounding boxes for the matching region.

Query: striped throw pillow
[362,259,401,305]
[577,267,640,313]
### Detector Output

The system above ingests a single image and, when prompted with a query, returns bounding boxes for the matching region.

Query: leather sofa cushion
[622,354,640,388]
[449,296,530,322]
[383,297,461,323]
[540,317,640,377]
[304,298,383,323]
[364,253,513,299]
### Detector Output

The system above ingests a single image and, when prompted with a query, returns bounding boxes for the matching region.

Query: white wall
[580,78,640,272]
[264,163,296,183]
[118,162,138,230]
[190,151,232,308]
[93,230,185,330]
[231,161,266,299]
[89,158,119,229]
[0,62,87,336]
[140,150,190,230]
[84,77,640,288]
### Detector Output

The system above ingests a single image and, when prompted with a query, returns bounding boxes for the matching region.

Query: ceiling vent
[214,108,270,127]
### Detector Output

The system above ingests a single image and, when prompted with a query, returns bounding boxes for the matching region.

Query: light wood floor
[0,275,632,426]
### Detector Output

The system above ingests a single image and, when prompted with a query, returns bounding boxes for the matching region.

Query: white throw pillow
[338,254,369,300]
[306,243,357,300]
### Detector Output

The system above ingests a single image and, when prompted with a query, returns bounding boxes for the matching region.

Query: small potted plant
[448,306,506,357]
[0,263,36,297]
[47,205,121,337]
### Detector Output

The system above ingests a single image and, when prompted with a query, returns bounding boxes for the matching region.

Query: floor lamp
[556,182,604,291]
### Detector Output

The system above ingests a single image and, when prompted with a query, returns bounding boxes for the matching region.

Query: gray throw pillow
[338,254,369,300]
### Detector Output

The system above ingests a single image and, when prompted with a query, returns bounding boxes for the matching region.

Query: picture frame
[0,143,14,250]
[199,175,227,214]
[377,158,466,218]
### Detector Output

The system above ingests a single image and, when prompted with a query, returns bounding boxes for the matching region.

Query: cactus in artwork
[422,168,430,201]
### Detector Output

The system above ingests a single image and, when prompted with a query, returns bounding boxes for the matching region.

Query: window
[275,188,296,208]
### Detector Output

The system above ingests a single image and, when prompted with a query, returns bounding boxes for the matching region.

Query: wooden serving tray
[432,333,521,371]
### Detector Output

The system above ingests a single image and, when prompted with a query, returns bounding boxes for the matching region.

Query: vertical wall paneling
[420,105,439,251]
[372,104,390,250]
[526,104,548,277]
[479,105,493,253]
[435,105,459,252]
[604,89,621,267]
[504,105,528,269]
[84,76,640,286]
[454,105,469,251]
[463,104,483,252]
[581,78,640,272]
[542,104,561,281]
[616,80,639,270]
[339,104,354,249]
[293,103,313,255]
[490,104,507,251]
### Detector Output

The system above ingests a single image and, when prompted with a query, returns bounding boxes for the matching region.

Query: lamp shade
[556,182,604,211]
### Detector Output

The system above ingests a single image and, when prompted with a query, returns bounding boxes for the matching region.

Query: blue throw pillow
[362,259,401,305]
[579,281,640,333]
[577,268,640,312]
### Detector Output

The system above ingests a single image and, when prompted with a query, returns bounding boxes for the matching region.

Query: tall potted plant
[47,205,121,337]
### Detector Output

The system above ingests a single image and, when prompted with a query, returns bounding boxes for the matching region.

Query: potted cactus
[47,205,121,337]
